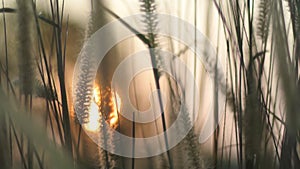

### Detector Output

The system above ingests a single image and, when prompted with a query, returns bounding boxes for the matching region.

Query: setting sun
[108,92,121,128]
[84,85,120,131]
[84,86,101,132]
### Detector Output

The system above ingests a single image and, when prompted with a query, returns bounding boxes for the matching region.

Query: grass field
[0,0,299,169]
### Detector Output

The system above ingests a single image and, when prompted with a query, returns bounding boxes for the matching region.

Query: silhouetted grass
[0,0,299,169]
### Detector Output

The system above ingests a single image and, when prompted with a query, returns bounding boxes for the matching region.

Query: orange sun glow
[84,85,120,132]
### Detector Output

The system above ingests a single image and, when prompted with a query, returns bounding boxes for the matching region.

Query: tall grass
[0,0,299,169]
[214,0,299,169]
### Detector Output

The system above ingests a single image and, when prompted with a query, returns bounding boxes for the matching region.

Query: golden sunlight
[108,92,121,128]
[83,86,101,132]
[84,85,121,131]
